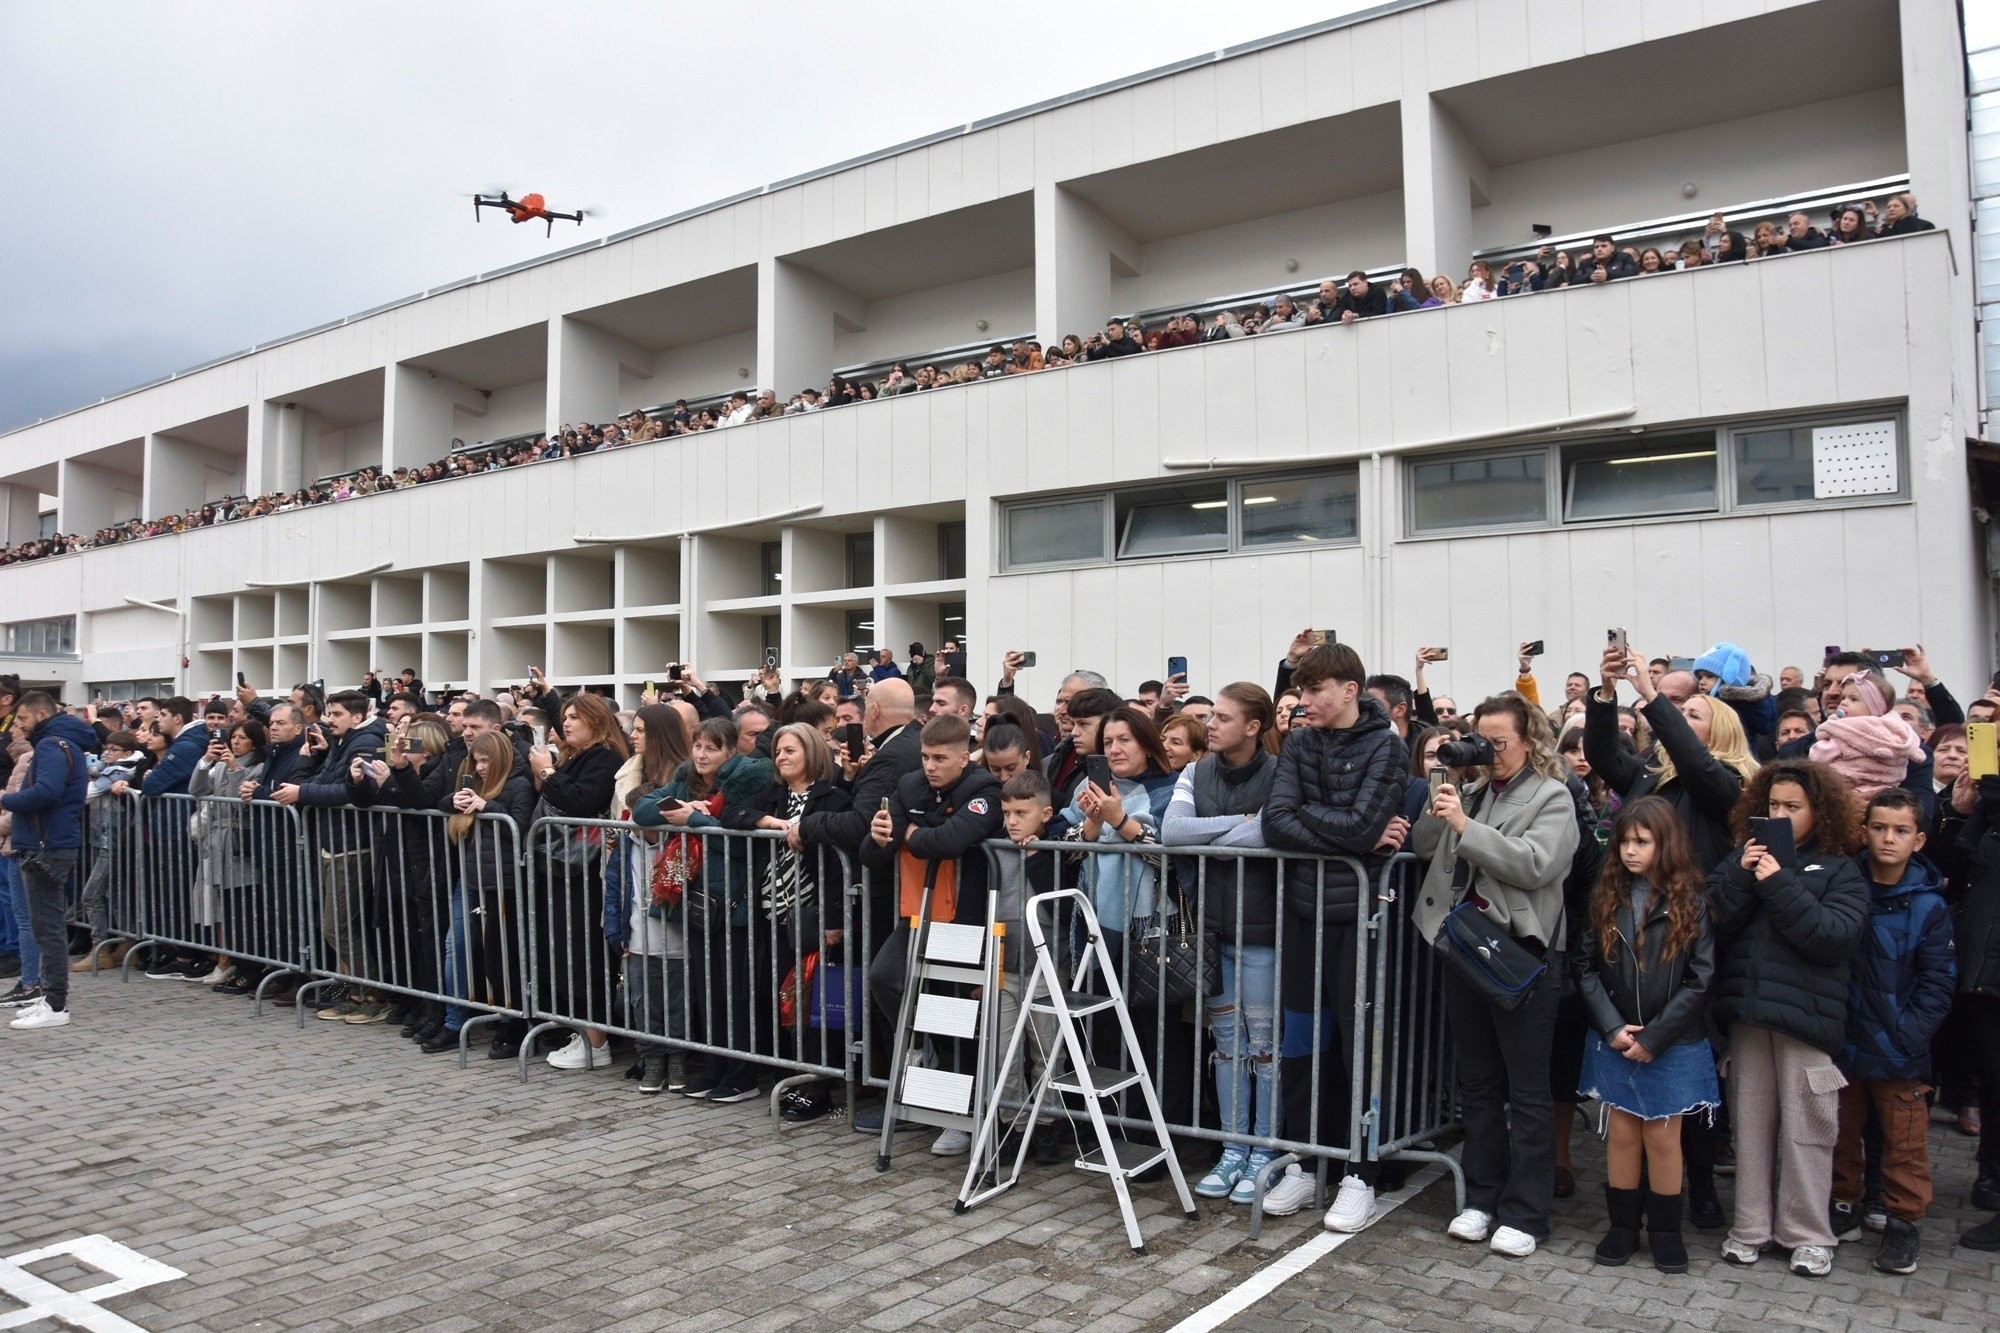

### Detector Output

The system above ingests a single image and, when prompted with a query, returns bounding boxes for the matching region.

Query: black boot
[1647,1190,1689,1274]
[1687,1168,1725,1230]
[1595,1186,1644,1266]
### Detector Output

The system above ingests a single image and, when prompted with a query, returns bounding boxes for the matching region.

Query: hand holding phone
[1085,754,1114,792]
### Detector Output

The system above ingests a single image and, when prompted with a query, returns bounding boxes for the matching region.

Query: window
[938,521,967,581]
[1564,434,1718,522]
[1239,473,1359,546]
[938,601,966,652]
[1004,497,1107,568]
[1115,483,1229,559]
[1407,411,1904,538]
[843,532,874,589]
[88,679,173,701]
[1000,467,1362,571]
[6,617,75,656]
[843,609,875,659]
[1409,453,1547,534]
[760,542,783,597]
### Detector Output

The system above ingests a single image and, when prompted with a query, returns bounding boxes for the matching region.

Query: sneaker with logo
[1195,1148,1249,1200]
[315,994,360,1021]
[547,1034,612,1069]
[1829,1200,1861,1243]
[707,1081,761,1104]
[1261,1165,1317,1217]
[7,997,70,1029]
[1447,1208,1493,1242]
[1228,1151,1279,1205]
[931,1129,972,1157]
[1324,1174,1377,1233]
[342,998,391,1025]
[637,1054,668,1094]
[198,963,236,987]
[0,982,45,1008]
[1489,1226,1536,1258]
[1788,1244,1834,1277]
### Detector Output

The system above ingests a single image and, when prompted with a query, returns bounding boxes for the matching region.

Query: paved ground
[3,972,1997,1331]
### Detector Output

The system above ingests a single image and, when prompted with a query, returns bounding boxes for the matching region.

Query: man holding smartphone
[276,691,386,1023]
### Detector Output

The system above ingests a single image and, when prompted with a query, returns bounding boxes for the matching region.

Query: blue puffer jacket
[1839,852,1957,1081]
[1,713,99,850]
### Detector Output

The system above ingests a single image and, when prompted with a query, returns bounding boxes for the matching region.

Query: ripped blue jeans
[1206,942,1277,1149]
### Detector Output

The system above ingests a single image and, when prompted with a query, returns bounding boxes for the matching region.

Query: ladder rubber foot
[875,1156,891,1173]
[953,1200,968,1215]
[1132,1245,1148,1256]
[1183,1209,1200,1219]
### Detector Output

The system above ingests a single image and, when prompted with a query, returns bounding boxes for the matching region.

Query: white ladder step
[1053,1064,1143,1097]
[900,1066,975,1116]
[915,993,981,1039]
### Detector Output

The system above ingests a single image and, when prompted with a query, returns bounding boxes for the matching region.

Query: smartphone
[1869,649,1907,670]
[1166,656,1188,682]
[1432,648,1450,661]
[1968,722,1999,781]
[1607,627,1628,658]
[236,671,248,687]
[458,774,476,791]
[1989,670,2000,696]
[1308,630,1330,646]
[390,731,405,753]
[668,664,684,682]
[1427,767,1450,800]
[1521,641,1544,658]
[1668,656,1696,673]
[764,647,779,670]
[531,725,547,749]
[644,679,655,696]
[1823,644,1842,665]
[840,722,866,759]
[1746,816,1798,869]
[1085,755,1114,791]
[1290,704,1307,722]
[879,796,892,815]
[1018,651,1038,669]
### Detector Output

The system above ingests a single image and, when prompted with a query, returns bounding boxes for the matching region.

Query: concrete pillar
[56,458,128,535]
[142,433,209,518]
[549,316,651,430]
[1401,92,1489,280]
[0,483,44,546]
[1034,185,1139,345]
[251,400,311,497]
[759,257,865,400]
[384,364,459,474]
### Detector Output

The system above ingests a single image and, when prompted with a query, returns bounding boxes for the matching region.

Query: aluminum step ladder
[955,887,1197,1254]
[876,884,1005,1172]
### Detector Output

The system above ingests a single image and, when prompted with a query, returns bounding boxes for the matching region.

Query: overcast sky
[0,0,1378,434]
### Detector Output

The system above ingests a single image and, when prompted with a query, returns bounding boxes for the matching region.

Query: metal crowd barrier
[521,818,861,1119]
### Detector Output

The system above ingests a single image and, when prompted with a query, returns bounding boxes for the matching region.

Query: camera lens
[1434,735,1497,768]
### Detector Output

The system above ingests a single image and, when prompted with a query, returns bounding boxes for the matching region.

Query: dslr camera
[1434,734,1496,768]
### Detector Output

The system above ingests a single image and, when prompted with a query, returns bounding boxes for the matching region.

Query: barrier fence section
[96,791,1459,1207]
[521,818,861,1112]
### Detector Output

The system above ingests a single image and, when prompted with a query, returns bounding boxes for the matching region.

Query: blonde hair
[448,732,513,843]
[1651,695,1757,788]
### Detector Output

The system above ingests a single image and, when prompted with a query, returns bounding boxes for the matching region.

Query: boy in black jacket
[857,714,1003,1136]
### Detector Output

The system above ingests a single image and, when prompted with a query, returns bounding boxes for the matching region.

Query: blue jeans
[0,855,16,959]
[442,880,472,1031]
[3,855,35,986]
[1207,942,1277,1149]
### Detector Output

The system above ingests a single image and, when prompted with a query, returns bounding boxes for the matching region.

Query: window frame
[1402,408,1908,540]
[997,465,1363,574]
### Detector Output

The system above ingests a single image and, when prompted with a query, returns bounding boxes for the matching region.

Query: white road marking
[1164,1162,1448,1333]
[0,1234,186,1332]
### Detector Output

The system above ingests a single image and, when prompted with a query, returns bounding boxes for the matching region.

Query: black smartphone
[840,722,866,759]
[1521,641,1544,657]
[668,663,684,682]
[1989,669,2000,695]
[1085,755,1114,791]
[1870,649,1907,669]
[458,774,476,791]
[1167,656,1187,682]
[763,647,779,670]
[1290,704,1307,722]
[1018,651,1038,669]
[236,671,248,687]
[1746,816,1798,869]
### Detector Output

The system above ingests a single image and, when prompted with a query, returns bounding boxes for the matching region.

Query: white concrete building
[0,0,1988,707]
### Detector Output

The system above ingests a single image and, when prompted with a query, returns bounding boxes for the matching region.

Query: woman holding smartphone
[439,732,538,1058]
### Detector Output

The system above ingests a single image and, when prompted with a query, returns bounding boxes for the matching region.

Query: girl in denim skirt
[1575,796,1719,1275]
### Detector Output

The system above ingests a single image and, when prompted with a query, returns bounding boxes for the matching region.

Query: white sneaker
[546,1034,610,1070]
[1447,1208,1493,1242]
[1720,1238,1763,1266]
[930,1129,972,1156]
[199,964,235,987]
[8,998,70,1030]
[1324,1175,1377,1232]
[1489,1225,1536,1258]
[1788,1244,1833,1277]
[1261,1165,1317,1217]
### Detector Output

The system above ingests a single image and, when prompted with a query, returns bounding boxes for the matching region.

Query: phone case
[1969,723,1999,781]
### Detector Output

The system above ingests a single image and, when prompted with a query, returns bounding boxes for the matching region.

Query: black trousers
[1441,953,1563,1238]
[1278,918,1380,1182]
[1963,993,2000,1182]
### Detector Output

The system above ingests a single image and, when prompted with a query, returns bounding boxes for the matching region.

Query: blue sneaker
[1195,1147,1249,1199]
[1229,1150,1280,1205]
[852,1105,920,1134]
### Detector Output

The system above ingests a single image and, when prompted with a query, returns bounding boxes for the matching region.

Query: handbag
[534,795,603,868]
[1124,884,1221,1008]
[811,961,857,1031]
[778,951,819,1028]
[1430,785,1547,1010]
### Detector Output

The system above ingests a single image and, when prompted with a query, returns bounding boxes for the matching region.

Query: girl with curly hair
[1574,796,1718,1274]
[1708,760,1868,1278]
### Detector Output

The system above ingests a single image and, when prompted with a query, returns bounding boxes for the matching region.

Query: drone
[471,191,587,237]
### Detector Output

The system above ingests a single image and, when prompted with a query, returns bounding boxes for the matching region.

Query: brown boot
[70,944,115,974]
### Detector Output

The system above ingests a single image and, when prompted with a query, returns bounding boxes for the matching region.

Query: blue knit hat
[1691,641,1753,692]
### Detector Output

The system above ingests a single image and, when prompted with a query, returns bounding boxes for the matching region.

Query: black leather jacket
[1573,889,1718,1054]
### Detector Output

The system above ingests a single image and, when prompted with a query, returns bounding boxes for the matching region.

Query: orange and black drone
[472,191,587,237]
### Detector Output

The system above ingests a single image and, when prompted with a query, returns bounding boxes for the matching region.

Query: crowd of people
[0,187,1935,570]
[1,615,1996,1285]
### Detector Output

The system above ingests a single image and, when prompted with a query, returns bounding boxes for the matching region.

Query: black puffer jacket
[1263,697,1408,924]
[1574,886,1718,1054]
[1708,839,1868,1053]
[1585,692,1742,874]
[1951,776,2000,996]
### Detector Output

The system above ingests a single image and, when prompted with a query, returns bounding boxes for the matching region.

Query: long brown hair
[448,732,514,843]
[1101,705,1173,776]
[561,691,632,760]
[1591,796,1706,965]
[632,704,689,788]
